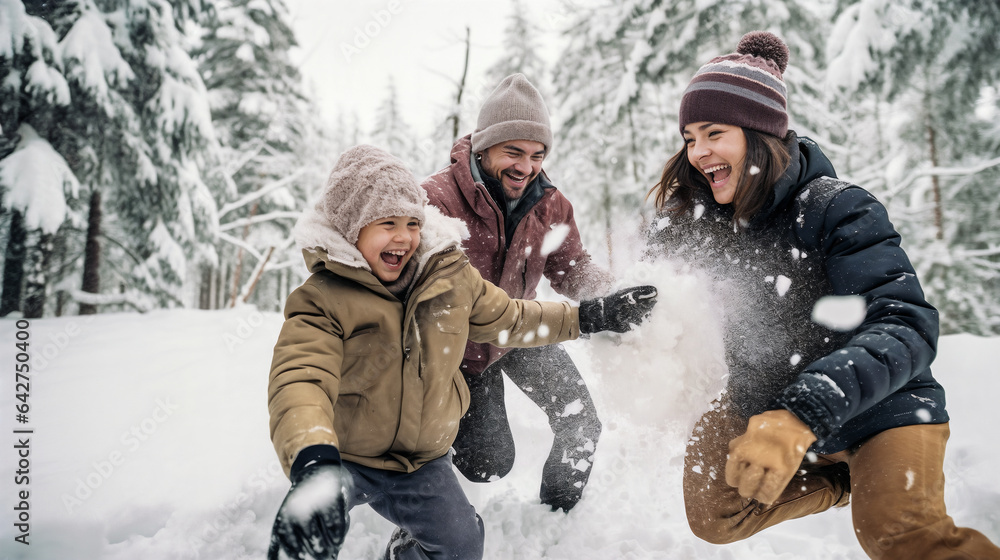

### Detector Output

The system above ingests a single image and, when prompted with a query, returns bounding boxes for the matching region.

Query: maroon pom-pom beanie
[678,31,790,138]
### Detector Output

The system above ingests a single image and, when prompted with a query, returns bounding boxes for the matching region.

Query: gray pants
[344,453,484,560]
[453,344,602,511]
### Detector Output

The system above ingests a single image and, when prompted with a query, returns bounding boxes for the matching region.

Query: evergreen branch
[217,169,306,218]
[966,257,1000,272]
[223,139,267,178]
[219,210,303,232]
[888,155,1000,198]
[264,260,300,271]
[218,232,265,262]
[65,289,152,313]
[959,246,1000,258]
[235,246,276,306]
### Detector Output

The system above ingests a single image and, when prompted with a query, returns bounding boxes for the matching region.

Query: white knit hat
[320,145,427,244]
[471,73,553,154]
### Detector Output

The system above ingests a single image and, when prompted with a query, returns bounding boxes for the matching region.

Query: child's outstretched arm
[465,264,657,346]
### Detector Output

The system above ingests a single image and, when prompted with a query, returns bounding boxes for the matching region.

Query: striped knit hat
[679,31,790,138]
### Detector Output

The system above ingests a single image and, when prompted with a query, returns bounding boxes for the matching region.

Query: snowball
[284,469,344,522]
[540,224,570,256]
[561,399,584,417]
[693,204,705,220]
[775,275,791,297]
[811,295,866,331]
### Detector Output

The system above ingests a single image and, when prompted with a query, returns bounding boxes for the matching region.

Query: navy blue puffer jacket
[647,133,946,454]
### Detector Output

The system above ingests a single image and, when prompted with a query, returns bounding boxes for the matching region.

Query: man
[422,73,617,512]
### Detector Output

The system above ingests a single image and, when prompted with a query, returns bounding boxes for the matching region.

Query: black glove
[578,285,658,334]
[269,445,351,560]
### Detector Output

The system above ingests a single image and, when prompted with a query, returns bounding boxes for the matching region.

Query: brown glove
[725,409,817,505]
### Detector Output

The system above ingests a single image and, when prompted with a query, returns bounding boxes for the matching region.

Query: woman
[647,31,1000,559]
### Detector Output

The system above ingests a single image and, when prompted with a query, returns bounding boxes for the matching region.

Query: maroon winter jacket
[422,134,615,375]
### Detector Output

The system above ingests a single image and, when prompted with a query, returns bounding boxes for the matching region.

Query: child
[267,145,657,560]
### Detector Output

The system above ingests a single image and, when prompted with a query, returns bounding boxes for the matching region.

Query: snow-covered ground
[1,263,998,559]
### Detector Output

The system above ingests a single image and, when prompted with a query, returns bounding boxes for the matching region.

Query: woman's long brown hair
[648,129,793,226]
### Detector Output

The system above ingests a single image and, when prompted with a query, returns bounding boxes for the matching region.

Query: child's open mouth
[381,250,407,267]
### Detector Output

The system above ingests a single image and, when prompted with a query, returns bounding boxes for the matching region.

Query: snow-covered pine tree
[480,0,550,99]
[194,0,331,310]
[101,0,217,309]
[370,78,428,176]
[824,0,1000,334]
[0,1,76,317]
[46,0,146,315]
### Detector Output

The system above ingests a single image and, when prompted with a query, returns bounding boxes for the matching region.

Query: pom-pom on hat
[320,144,427,245]
[472,73,553,154]
[678,31,790,138]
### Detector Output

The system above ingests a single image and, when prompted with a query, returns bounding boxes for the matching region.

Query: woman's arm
[773,187,939,443]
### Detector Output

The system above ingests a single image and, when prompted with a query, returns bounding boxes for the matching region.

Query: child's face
[356,216,421,282]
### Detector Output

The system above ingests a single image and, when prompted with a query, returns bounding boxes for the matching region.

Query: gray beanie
[320,145,427,245]
[471,73,553,154]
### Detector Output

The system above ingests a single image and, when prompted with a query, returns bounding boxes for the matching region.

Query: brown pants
[683,401,1000,559]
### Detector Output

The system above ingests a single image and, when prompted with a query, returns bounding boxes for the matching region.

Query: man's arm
[543,192,616,300]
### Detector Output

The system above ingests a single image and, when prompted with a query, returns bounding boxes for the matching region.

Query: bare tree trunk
[209,265,218,309]
[199,265,212,309]
[79,190,102,315]
[926,121,943,240]
[23,230,54,318]
[451,26,471,145]
[239,246,275,304]
[1,210,27,316]
[217,262,228,310]
[229,202,259,307]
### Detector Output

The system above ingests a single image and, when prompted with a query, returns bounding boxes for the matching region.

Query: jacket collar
[755,132,838,223]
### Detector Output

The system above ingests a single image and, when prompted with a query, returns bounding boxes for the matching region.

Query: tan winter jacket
[269,205,581,476]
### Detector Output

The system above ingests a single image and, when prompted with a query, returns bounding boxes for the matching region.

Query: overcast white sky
[285,0,568,136]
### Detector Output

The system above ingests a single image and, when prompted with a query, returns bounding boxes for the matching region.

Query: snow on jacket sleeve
[268,282,344,476]
[773,187,939,443]
[542,191,616,300]
[462,261,581,347]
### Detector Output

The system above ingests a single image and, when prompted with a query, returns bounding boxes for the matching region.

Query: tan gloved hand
[725,409,817,505]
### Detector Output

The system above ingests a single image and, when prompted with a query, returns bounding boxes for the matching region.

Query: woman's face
[682,122,747,205]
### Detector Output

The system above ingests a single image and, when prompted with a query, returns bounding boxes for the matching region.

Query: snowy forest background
[1,0,999,335]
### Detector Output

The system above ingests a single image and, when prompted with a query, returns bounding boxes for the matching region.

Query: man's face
[479,140,546,201]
